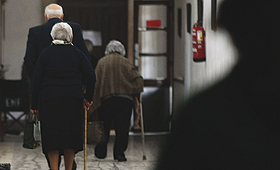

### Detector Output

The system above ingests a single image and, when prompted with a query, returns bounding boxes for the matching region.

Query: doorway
[134,0,174,132]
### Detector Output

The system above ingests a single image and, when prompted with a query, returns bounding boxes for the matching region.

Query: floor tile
[0,133,167,170]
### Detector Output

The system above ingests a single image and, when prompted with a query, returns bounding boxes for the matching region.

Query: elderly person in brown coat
[92,40,143,162]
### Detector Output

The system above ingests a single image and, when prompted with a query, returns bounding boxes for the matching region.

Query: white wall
[2,0,42,80]
[202,0,237,89]
[173,0,191,114]
[173,0,238,117]
[188,0,238,96]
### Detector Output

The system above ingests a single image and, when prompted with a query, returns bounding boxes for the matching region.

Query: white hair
[45,4,63,18]
[105,40,126,56]
[50,22,73,42]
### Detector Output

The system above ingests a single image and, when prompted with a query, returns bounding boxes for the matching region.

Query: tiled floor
[0,132,167,170]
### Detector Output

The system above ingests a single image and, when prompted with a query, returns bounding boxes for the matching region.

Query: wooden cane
[84,107,87,170]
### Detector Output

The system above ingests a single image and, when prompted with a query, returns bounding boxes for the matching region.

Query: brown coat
[91,53,144,111]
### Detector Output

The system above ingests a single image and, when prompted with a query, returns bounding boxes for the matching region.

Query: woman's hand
[83,99,93,110]
[31,109,39,117]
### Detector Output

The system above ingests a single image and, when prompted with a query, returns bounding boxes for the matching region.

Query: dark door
[57,0,128,62]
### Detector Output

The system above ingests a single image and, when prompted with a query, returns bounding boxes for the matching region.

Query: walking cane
[139,93,147,160]
[84,106,87,170]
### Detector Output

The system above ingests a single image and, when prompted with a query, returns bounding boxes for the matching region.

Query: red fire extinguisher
[192,23,206,62]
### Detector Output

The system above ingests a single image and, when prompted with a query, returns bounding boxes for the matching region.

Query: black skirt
[39,97,84,154]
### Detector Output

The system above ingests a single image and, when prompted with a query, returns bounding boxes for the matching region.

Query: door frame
[134,0,174,87]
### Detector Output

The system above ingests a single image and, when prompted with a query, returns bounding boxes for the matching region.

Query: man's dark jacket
[156,61,280,170]
[24,17,90,80]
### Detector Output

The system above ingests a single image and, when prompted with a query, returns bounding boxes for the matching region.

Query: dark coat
[31,44,95,110]
[24,18,90,80]
[156,62,280,170]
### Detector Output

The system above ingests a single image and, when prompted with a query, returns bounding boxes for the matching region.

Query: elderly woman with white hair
[31,22,96,170]
[92,40,143,162]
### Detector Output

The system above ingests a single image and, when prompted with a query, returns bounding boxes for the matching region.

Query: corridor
[0,132,167,170]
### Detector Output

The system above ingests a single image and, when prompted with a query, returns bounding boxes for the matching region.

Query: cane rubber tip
[143,155,147,160]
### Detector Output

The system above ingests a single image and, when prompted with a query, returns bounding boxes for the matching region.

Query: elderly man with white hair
[31,22,96,170]
[24,3,90,82]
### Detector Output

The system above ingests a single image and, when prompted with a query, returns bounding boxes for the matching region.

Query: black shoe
[95,153,106,160]
[94,143,107,160]
[131,127,141,133]
[114,155,127,162]
[95,155,106,161]
[22,141,40,149]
